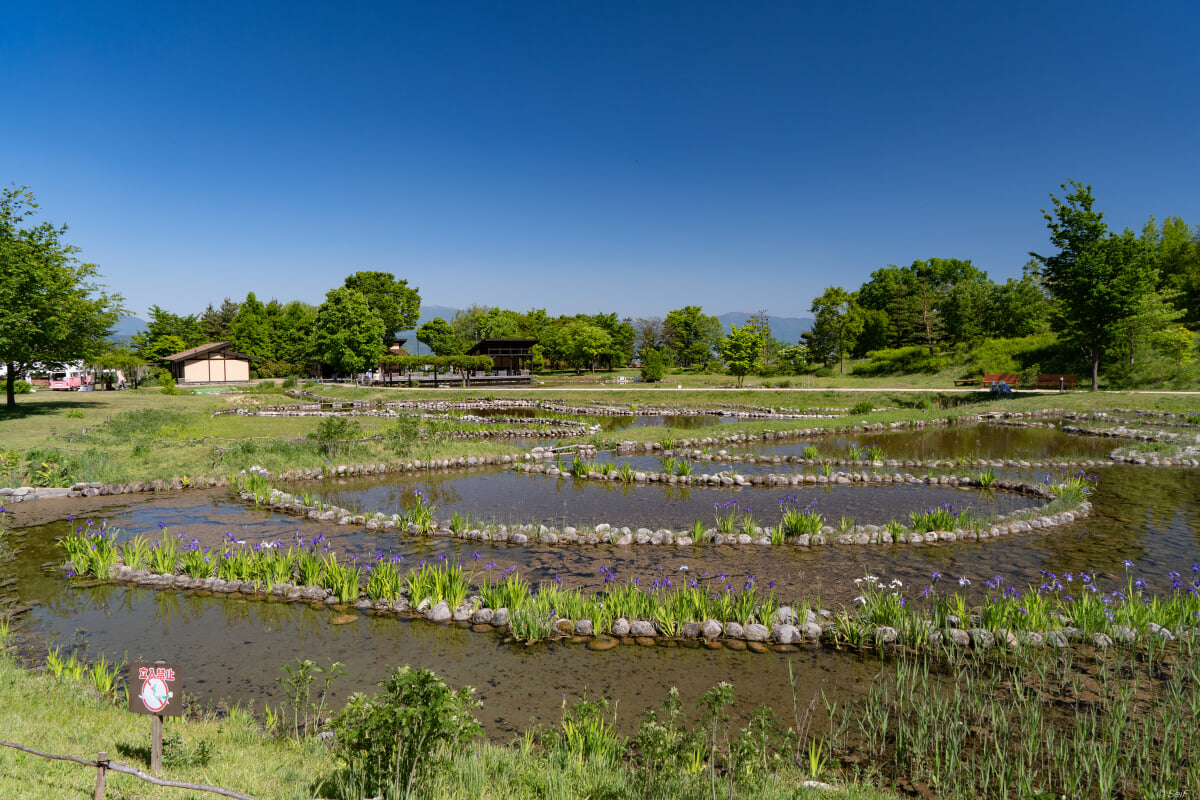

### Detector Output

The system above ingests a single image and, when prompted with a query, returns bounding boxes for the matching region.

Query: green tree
[129,304,204,359]
[718,320,764,387]
[342,271,421,341]
[1144,215,1200,328]
[1,186,124,407]
[663,306,722,368]
[589,312,635,370]
[200,297,240,341]
[640,348,666,382]
[477,308,524,340]
[986,273,1052,339]
[1031,181,1161,390]
[416,317,465,356]
[229,292,275,360]
[274,301,318,366]
[450,304,491,344]
[809,287,865,373]
[561,320,611,373]
[311,288,386,376]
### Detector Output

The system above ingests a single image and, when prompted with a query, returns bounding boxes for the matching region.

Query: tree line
[5,181,1199,407]
[804,182,1199,389]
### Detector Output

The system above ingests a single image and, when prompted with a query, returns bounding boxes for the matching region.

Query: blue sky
[4,1,1198,321]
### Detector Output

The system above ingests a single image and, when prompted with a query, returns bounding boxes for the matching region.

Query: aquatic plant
[713,500,739,534]
[975,468,997,488]
[778,497,823,538]
[910,503,958,533]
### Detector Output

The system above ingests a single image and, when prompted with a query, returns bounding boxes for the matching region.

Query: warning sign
[128,662,183,717]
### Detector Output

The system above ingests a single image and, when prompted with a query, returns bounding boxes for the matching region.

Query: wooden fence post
[94,751,108,800]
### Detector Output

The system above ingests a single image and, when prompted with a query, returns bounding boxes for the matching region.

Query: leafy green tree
[809,287,865,373]
[986,273,1052,339]
[342,271,421,341]
[663,306,722,368]
[311,288,386,375]
[1144,215,1200,328]
[718,320,764,387]
[416,317,465,356]
[589,312,635,370]
[561,320,611,373]
[274,301,318,367]
[130,304,204,359]
[1,186,125,407]
[229,292,275,360]
[477,308,524,340]
[1031,181,1161,390]
[200,297,240,341]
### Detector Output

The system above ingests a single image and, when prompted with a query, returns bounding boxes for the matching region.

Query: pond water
[6,421,1200,739]
[313,470,1032,529]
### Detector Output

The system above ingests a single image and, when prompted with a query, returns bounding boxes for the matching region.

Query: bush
[850,346,952,376]
[310,416,363,458]
[966,334,1075,376]
[11,380,31,394]
[640,349,666,383]
[849,399,874,415]
[329,667,481,800]
[814,367,834,378]
[159,374,178,395]
[281,375,299,389]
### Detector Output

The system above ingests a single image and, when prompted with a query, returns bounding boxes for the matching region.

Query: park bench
[981,373,1020,390]
[953,378,980,386]
[1036,373,1076,390]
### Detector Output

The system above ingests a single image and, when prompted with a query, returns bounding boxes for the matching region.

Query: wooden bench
[1036,374,1076,390]
[981,373,1019,390]
[953,378,980,386]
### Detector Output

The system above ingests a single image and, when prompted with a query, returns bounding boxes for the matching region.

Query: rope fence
[0,739,329,800]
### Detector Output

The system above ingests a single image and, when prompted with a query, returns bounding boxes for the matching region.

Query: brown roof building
[162,342,258,384]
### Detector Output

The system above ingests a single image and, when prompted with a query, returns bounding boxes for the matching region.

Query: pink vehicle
[47,367,93,391]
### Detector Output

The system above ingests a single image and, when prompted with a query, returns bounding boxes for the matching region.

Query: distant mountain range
[716,312,814,345]
[108,315,147,345]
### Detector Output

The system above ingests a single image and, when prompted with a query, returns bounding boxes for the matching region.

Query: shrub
[330,667,481,800]
[850,346,952,376]
[159,374,178,395]
[310,416,363,457]
[966,334,1074,376]
[640,349,666,383]
[849,399,874,415]
[814,367,834,378]
[12,379,31,394]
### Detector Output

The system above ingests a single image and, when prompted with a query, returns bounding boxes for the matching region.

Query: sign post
[127,661,182,774]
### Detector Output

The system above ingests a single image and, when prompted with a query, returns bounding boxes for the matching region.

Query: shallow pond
[5,440,1200,739]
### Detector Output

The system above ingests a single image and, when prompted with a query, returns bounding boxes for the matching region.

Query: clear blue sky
[4,1,1198,321]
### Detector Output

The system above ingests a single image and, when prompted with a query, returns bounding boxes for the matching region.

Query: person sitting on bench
[991,380,1012,396]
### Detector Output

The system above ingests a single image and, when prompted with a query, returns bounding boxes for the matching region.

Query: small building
[162,342,257,384]
[466,338,538,373]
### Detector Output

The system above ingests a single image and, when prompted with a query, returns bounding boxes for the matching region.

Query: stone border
[97,563,1194,653]
[241,472,1092,548]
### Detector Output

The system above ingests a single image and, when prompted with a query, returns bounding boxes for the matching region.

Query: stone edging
[240,476,1092,548]
[97,564,1193,652]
